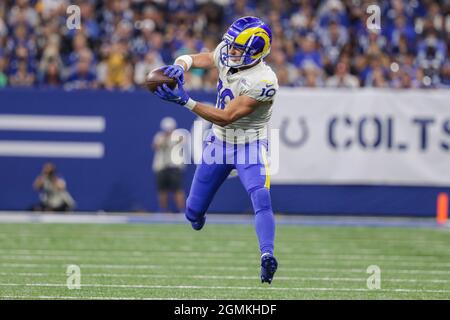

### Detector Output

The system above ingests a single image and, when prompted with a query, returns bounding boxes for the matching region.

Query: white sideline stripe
[0,283,450,294]
[0,115,105,132]
[2,272,450,284]
[0,211,445,228]
[0,141,104,158]
[3,254,450,268]
[2,263,450,275]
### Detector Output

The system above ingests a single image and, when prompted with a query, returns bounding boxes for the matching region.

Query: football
[146,68,177,92]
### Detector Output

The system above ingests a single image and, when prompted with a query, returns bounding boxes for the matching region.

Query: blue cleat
[190,216,206,231]
[260,254,278,284]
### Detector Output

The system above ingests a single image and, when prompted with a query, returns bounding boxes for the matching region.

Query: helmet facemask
[219,17,272,69]
[220,34,261,68]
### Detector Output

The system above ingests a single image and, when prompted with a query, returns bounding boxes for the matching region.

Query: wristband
[184,98,197,110]
[175,55,193,71]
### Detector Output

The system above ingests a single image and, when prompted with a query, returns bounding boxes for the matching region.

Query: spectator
[326,62,359,88]
[318,0,349,28]
[0,10,7,39]
[440,62,450,88]
[67,33,92,67]
[8,22,36,56]
[40,59,62,88]
[134,50,164,86]
[267,49,299,86]
[299,62,324,87]
[0,55,7,88]
[8,59,35,87]
[371,66,390,88]
[8,44,34,74]
[0,0,447,90]
[386,15,416,52]
[320,20,349,73]
[417,31,446,69]
[8,0,39,28]
[413,68,434,89]
[39,35,63,86]
[358,30,387,55]
[65,49,97,90]
[397,69,414,89]
[72,1,100,42]
[416,30,447,86]
[152,117,186,213]
[32,162,76,212]
[293,34,322,70]
[99,42,133,90]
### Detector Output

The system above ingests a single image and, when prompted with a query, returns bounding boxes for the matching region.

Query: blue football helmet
[220,16,272,68]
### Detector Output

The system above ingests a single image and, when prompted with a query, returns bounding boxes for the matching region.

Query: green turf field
[0,222,449,299]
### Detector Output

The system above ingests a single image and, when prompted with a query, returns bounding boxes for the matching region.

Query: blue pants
[185,133,275,255]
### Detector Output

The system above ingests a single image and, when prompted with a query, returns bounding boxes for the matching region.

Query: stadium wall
[0,88,449,216]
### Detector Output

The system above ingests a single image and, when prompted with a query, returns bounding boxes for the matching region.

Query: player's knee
[250,187,272,214]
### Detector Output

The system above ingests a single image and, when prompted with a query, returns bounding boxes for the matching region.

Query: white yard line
[0,282,449,294]
[2,254,450,268]
[1,272,450,284]
[0,248,447,261]
[2,262,450,275]
[1,232,449,246]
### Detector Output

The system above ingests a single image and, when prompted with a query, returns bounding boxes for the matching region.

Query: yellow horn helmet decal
[234,27,271,59]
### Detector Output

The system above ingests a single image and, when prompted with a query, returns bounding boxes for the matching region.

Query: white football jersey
[212,41,279,144]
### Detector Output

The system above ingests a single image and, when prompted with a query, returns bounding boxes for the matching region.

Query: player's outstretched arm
[190,96,260,127]
[154,78,261,127]
[175,52,215,70]
[162,52,215,84]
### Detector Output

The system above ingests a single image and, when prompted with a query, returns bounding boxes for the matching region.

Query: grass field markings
[2,253,450,268]
[2,246,449,257]
[2,225,447,234]
[2,232,450,244]
[2,254,450,269]
[2,262,450,275]
[4,243,450,255]
[3,233,450,247]
[0,295,447,301]
[1,268,446,281]
[2,272,450,284]
[1,282,450,294]
[0,248,449,261]
[0,295,187,300]
[0,272,52,277]
[0,227,433,236]
[0,226,446,236]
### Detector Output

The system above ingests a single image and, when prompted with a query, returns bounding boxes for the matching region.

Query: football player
[153,16,279,284]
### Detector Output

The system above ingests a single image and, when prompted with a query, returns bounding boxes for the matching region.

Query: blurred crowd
[0,0,449,91]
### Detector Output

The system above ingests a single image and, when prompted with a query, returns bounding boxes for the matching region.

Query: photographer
[152,117,186,213]
[32,162,76,212]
